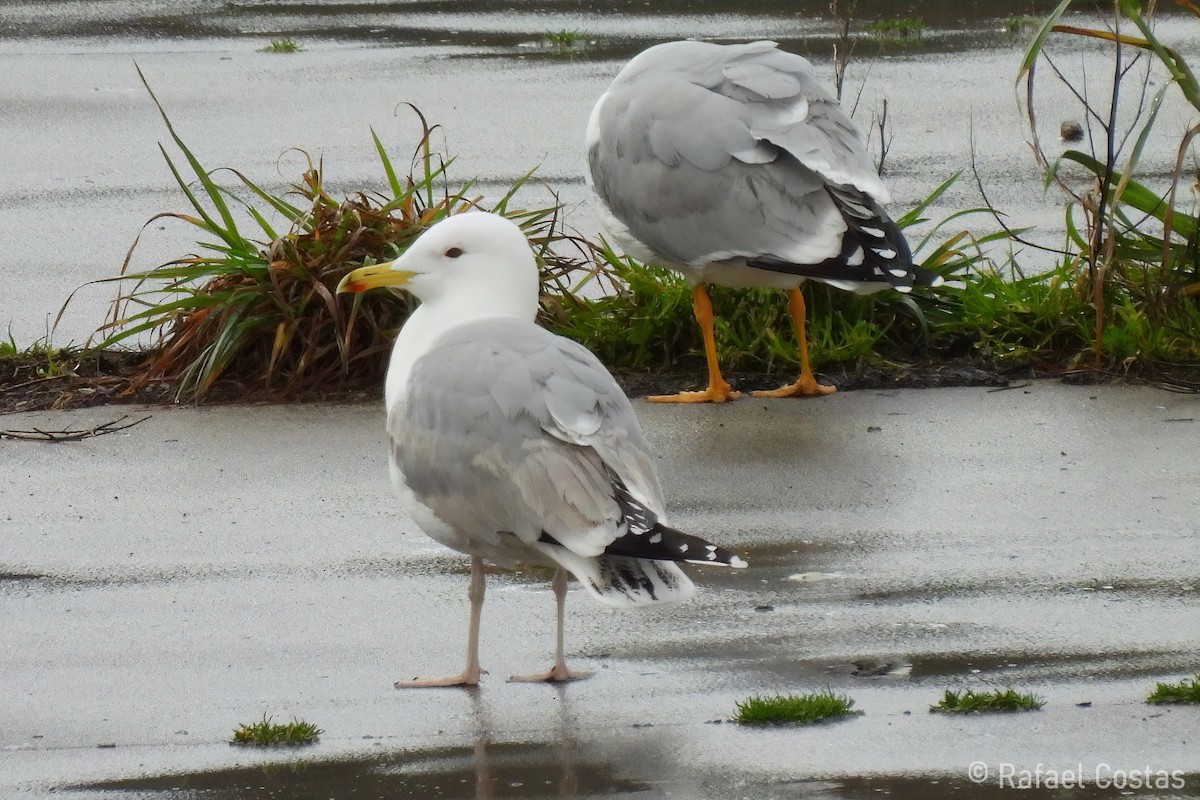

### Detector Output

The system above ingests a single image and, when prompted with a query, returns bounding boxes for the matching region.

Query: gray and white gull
[587,39,942,403]
[337,212,747,687]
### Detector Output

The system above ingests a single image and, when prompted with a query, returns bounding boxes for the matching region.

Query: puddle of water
[0,554,549,596]
[906,649,1198,682]
[76,739,654,799]
[0,571,47,581]
[717,647,1200,688]
[848,576,1200,605]
[71,741,1200,799]
[694,539,849,589]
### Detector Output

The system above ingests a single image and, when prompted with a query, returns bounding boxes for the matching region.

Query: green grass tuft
[0,337,73,381]
[734,690,859,725]
[544,29,584,47]
[1004,16,1041,37]
[1146,674,1200,705]
[869,17,924,38]
[260,37,302,53]
[541,29,589,57]
[230,715,321,746]
[931,688,1045,714]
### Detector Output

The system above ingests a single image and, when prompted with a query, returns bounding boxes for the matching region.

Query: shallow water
[72,740,1200,800]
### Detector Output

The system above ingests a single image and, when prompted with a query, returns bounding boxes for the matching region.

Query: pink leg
[509,568,593,683]
[395,555,487,688]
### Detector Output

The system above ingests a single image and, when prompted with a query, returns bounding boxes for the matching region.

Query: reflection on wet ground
[629,636,1199,689]
[78,691,665,799]
[904,649,1198,682]
[80,740,654,800]
[75,743,1200,800]
[0,556,561,595]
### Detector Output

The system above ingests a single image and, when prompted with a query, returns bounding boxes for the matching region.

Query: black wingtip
[603,522,748,568]
[746,184,938,292]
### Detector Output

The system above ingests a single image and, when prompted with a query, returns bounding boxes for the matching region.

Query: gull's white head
[337,211,540,323]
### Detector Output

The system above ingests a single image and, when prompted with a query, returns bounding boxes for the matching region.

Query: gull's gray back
[387,317,664,558]
[587,40,885,270]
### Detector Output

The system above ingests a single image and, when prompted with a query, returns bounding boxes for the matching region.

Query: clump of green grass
[0,337,74,382]
[260,37,302,53]
[230,715,321,746]
[69,67,593,402]
[543,29,585,50]
[935,258,1092,365]
[1019,3,1200,375]
[931,688,1045,714]
[869,18,924,39]
[553,245,891,374]
[734,690,859,725]
[1146,674,1200,705]
[1003,16,1041,38]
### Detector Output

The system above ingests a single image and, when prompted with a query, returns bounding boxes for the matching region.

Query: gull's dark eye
[444,247,464,259]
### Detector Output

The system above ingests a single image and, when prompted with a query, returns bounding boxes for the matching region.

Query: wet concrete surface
[5,3,1200,345]
[2,382,1199,797]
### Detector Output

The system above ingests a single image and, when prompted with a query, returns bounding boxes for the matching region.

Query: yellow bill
[336,261,416,294]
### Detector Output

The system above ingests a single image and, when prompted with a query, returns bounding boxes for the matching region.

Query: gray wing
[387,317,664,558]
[587,40,889,270]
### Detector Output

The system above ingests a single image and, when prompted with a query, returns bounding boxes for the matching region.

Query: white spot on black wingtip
[730,556,749,569]
[877,250,898,261]
[706,552,717,560]
[678,543,689,553]
[861,226,884,237]
[705,544,717,551]
[887,266,907,277]
[846,247,864,266]
[896,285,913,294]
[649,532,662,544]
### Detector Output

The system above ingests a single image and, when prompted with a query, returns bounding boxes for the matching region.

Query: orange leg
[649,284,742,404]
[752,288,837,399]
[509,568,593,683]
[395,555,487,688]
